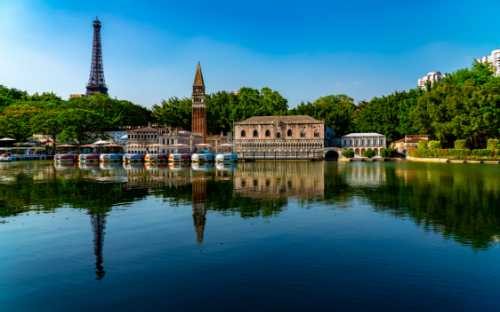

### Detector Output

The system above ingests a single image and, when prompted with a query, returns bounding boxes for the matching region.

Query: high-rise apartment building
[418,72,443,89]
[477,48,500,77]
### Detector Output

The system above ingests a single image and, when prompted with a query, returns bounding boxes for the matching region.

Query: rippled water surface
[1,161,500,311]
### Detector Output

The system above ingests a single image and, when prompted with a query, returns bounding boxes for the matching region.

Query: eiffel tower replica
[86,17,109,96]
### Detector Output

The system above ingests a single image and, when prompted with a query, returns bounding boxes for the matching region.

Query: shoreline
[406,156,500,164]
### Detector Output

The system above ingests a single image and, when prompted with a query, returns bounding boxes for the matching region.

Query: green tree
[56,109,113,145]
[363,148,375,158]
[355,89,422,142]
[442,60,498,86]
[0,104,42,141]
[152,96,192,130]
[289,94,356,136]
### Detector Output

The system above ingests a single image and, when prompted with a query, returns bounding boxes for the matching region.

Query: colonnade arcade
[236,139,324,150]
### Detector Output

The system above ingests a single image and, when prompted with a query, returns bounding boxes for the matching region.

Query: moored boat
[79,154,100,162]
[144,154,168,163]
[168,153,191,163]
[215,153,238,163]
[55,153,78,163]
[100,153,124,162]
[191,153,215,163]
[123,153,145,163]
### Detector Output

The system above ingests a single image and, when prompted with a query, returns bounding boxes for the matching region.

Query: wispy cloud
[335,82,344,86]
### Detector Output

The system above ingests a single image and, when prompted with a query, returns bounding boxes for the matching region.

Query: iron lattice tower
[86,16,108,96]
[192,62,206,143]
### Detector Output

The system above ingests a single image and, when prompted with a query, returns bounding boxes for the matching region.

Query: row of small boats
[55,152,238,163]
[0,154,48,162]
[55,162,238,172]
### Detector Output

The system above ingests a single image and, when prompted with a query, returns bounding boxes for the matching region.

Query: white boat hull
[100,153,124,162]
[192,153,215,163]
[215,153,238,163]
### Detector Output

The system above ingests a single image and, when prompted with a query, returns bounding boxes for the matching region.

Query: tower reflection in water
[89,211,107,280]
[192,178,207,244]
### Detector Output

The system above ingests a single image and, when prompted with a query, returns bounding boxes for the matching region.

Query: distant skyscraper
[86,17,108,96]
[192,63,207,143]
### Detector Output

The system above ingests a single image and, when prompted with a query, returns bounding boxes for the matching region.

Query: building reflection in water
[89,211,107,280]
[233,162,325,199]
[192,178,208,244]
[337,162,386,188]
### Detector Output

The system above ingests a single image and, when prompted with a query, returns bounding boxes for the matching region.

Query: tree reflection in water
[0,161,499,250]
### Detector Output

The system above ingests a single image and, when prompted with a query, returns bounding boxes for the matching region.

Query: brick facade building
[233,115,336,159]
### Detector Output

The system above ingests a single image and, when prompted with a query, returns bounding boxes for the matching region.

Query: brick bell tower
[192,62,207,143]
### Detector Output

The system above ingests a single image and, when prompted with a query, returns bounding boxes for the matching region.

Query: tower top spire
[193,63,204,87]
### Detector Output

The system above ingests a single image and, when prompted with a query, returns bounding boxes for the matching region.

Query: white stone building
[341,133,386,156]
[418,72,443,89]
[477,48,500,77]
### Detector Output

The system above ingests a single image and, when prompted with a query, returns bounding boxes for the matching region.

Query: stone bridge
[319,147,345,158]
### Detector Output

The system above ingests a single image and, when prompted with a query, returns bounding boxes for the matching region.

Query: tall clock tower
[192,62,206,143]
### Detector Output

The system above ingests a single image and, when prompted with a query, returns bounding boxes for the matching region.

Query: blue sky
[1,0,499,108]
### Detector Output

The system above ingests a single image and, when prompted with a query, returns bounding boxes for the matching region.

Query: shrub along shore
[408,149,500,159]
[408,139,500,160]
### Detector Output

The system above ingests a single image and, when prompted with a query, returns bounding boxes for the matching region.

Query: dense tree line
[355,60,500,147]
[3,59,500,147]
[0,87,151,144]
[152,87,288,135]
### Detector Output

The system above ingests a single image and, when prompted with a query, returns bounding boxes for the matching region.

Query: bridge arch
[322,148,343,159]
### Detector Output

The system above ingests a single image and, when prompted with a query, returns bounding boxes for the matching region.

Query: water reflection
[192,178,208,244]
[1,161,500,249]
[234,162,324,199]
[90,211,107,280]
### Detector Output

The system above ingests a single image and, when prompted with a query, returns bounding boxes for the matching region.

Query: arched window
[277,132,281,138]
[314,130,319,137]
[265,130,271,137]
[300,130,306,138]
[287,129,292,137]
[253,130,258,137]
[241,130,246,137]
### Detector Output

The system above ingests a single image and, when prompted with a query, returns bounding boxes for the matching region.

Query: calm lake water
[1,160,499,311]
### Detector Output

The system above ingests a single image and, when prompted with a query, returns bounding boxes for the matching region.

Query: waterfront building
[104,128,129,145]
[126,126,201,154]
[126,125,160,154]
[477,48,500,77]
[233,115,337,159]
[418,72,443,89]
[391,135,429,155]
[86,17,109,96]
[340,133,386,156]
[158,127,202,153]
